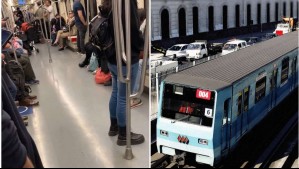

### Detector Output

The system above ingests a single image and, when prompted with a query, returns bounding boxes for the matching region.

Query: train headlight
[198,139,208,145]
[160,130,169,137]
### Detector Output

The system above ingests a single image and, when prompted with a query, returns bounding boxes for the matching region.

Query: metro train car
[156,31,298,166]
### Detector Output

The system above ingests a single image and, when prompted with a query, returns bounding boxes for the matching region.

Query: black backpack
[89,12,113,52]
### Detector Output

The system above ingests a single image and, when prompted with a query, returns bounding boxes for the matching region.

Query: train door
[235,86,250,140]
[221,98,231,154]
[291,57,297,89]
[270,68,278,108]
[235,92,242,140]
[241,87,250,134]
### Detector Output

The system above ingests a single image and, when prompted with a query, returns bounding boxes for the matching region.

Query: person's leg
[54,30,63,44]
[108,63,118,136]
[79,43,93,67]
[116,62,144,146]
[18,56,37,83]
[76,28,81,53]
[78,25,87,54]
[2,71,18,100]
[58,32,70,51]
[131,59,143,108]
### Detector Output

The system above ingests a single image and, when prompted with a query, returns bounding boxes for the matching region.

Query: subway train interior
[1,0,149,168]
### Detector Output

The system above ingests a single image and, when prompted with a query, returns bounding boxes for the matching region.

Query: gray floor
[26,44,150,168]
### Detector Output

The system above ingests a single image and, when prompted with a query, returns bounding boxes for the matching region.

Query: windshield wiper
[171,115,191,124]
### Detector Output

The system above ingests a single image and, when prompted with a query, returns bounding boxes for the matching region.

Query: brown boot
[19,98,39,106]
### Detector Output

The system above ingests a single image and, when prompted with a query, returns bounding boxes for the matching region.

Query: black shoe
[79,61,89,68]
[58,47,65,51]
[108,118,118,136]
[117,127,145,146]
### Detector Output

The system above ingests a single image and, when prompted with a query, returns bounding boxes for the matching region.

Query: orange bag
[95,68,112,84]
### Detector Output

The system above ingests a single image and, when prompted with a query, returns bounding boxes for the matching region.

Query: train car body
[157,31,298,166]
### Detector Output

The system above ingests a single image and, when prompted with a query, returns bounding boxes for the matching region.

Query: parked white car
[222,40,248,56]
[165,44,188,59]
[185,41,208,60]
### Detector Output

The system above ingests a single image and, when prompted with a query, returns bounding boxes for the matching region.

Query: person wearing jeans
[73,0,87,54]
[101,0,145,146]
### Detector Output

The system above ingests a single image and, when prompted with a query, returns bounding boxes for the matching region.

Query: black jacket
[106,0,144,65]
[2,76,43,168]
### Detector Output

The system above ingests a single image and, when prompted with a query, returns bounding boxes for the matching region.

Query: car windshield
[187,44,200,50]
[169,46,182,51]
[223,44,237,50]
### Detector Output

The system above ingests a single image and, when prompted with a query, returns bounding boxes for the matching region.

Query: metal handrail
[112,0,149,160]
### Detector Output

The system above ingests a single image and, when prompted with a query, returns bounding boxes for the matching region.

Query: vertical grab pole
[41,6,53,63]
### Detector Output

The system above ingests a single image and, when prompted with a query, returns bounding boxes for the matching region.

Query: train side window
[237,92,242,116]
[255,77,267,103]
[223,99,230,125]
[281,57,289,85]
[270,68,278,91]
[243,87,250,112]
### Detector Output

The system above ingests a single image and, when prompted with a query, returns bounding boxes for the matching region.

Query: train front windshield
[162,84,216,127]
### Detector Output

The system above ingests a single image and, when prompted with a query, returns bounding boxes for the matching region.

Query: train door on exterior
[291,57,297,89]
[270,67,278,108]
[222,98,231,154]
[235,92,242,140]
[242,87,250,134]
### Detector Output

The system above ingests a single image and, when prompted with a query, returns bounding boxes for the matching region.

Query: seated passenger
[53,11,76,51]
[3,43,39,85]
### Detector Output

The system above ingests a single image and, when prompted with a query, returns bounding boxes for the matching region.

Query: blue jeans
[133,59,143,93]
[76,24,87,53]
[3,71,17,100]
[108,62,139,127]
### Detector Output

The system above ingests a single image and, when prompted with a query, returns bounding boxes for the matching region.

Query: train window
[281,57,289,85]
[243,87,250,112]
[237,92,242,116]
[255,76,266,103]
[270,68,278,91]
[223,99,230,125]
[162,84,215,127]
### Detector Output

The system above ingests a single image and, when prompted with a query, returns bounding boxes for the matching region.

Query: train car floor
[26,44,149,168]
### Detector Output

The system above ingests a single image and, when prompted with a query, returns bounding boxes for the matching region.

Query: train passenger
[3,43,39,85]
[2,73,43,168]
[44,0,54,21]
[53,11,77,50]
[73,0,87,55]
[2,54,17,100]
[100,0,145,145]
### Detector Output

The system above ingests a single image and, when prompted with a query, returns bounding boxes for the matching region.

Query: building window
[267,3,271,23]
[247,4,252,26]
[235,5,240,27]
[281,57,289,85]
[193,7,199,35]
[255,76,266,103]
[290,2,293,18]
[257,4,261,24]
[223,5,228,30]
[275,3,279,22]
[161,9,170,39]
[209,6,214,31]
[283,2,286,17]
[179,8,186,37]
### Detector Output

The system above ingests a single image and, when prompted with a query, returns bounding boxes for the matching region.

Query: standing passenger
[73,0,87,55]
[101,0,145,146]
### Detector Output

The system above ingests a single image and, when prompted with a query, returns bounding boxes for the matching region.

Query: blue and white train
[156,31,298,166]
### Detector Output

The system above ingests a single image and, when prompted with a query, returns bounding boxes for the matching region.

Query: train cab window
[255,76,266,103]
[243,87,250,112]
[281,57,289,85]
[162,84,215,127]
[237,92,242,116]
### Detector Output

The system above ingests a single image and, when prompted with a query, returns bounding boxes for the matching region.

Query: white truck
[185,40,208,61]
[222,39,248,56]
[273,18,294,36]
[165,44,188,59]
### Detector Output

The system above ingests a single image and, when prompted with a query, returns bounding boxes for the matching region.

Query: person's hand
[2,53,5,59]
[139,51,144,59]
